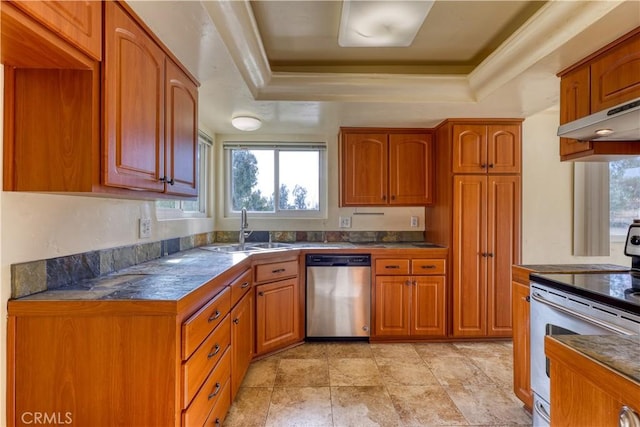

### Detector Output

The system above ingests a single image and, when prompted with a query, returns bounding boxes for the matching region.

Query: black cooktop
[531,271,640,315]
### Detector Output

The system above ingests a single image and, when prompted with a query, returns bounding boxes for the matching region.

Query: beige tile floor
[224,341,532,427]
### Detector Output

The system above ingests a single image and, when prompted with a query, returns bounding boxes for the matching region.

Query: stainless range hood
[557,97,640,141]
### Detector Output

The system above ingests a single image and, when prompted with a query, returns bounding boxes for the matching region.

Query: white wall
[521,109,628,265]
[214,133,426,233]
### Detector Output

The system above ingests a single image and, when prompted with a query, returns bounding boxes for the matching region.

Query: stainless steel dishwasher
[305,254,371,339]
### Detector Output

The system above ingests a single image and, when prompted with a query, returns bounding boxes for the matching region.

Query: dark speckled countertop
[15,242,447,301]
[551,334,640,384]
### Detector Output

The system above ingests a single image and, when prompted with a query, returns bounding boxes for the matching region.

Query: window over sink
[223,141,326,218]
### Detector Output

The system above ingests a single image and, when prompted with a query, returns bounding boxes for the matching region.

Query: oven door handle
[531,292,637,336]
[534,399,551,425]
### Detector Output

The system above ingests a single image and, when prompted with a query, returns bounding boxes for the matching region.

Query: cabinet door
[412,276,446,337]
[103,2,165,192]
[388,134,433,205]
[12,0,102,60]
[590,33,640,112]
[231,290,253,401]
[487,125,521,173]
[559,67,592,157]
[255,278,300,355]
[487,176,521,337]
[165,59,198,197]
[452,125,486,174]
[452,175,487,337]
[374,275,411,336]
[512,280,532,409]
[341,133,388,206]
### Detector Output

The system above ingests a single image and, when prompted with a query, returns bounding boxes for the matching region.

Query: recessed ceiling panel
[250,0,546,73]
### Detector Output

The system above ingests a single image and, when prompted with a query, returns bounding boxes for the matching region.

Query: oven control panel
[624,223,640,257]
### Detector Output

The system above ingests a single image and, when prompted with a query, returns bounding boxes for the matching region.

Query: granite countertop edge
[551,334,640,385]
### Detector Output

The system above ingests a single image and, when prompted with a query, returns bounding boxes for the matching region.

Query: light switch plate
[339,216,352,228]
[139,218,152,239]
[410,216,419,227]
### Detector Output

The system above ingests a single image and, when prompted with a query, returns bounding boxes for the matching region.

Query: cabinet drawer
[230,269,252,308]
[412,259,446,275]
[255,260,298,283]
[182,287,231,359]
[183,348,231,427]
[204,377,232,427]
[375,259,410,275]
[183,315,230,407]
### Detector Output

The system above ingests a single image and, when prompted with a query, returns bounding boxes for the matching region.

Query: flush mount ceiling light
[595,128,614,136]
[231,116,262,131]
[338,0,434,47]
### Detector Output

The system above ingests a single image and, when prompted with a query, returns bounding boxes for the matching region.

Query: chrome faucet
[239,207,252,249]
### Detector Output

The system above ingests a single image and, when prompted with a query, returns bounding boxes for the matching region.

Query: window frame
[223,141,327,219]
[156,131,212,220]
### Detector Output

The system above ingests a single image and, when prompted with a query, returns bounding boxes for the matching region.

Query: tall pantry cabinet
[427,120,522,338]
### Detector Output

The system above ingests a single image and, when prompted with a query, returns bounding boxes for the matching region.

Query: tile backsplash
[11,230,424,298]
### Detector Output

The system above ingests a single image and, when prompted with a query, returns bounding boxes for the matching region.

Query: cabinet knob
[207,343,221,359]
[489,164,495,168]
[258,291,264,296]
[382,195,387,201]
[208,310,221,322]
[159,176,175,185]
[391,195,396,200]
[405,280,411,286]
[619,406,640,427]
[233,318,240,324]
[481,163,487,169]
[208,382,222,399]
[525,295,530,303]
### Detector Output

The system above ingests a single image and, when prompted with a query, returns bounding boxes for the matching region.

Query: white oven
[529,281,640,426]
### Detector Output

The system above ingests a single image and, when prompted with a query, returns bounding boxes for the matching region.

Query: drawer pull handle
[385,265,400,269]
[421,265,436,269]
[208,310,221,322]
[208,382,222,399]
[241,282,250,289]
[208,344,221,359]
[233,318,240,324]
[215,418,222,427]
[272,268,286,274]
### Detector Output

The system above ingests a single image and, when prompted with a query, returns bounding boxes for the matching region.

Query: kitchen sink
[200,242,293,253]
[247,242,293,249]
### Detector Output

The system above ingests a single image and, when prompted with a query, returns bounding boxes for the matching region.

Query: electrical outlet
[139,218,152,239]
[410,216,419,227]
[339,216,352,228]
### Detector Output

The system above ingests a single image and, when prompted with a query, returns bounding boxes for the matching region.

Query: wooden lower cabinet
[231,290,253,400]
[546,337,640,426]
[6,264,252,427]
[511,275,532,410]
[373,258,446,338]
[255,277,301,355]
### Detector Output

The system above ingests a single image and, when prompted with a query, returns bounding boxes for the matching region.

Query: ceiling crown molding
[469,0,624,101]
[205,0,629,104]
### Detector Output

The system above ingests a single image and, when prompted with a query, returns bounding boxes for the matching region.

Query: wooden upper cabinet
[388,134,433,205]
[104,1,165,193]
[340,129,433,206]
[341,133,388,205]
[165,59,198,197]
[558,28,640,161]
[452,123,521,174]
[559,67,592,157]
[11,1,102,60]
[590,33,640,112]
